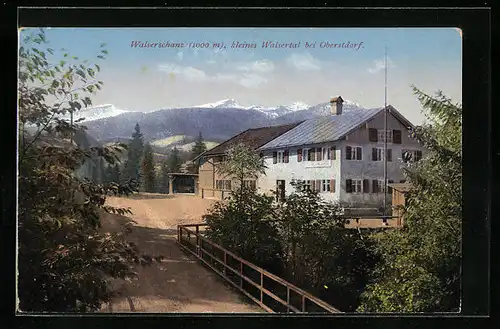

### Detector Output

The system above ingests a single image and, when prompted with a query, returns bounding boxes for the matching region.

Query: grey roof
[258,107,384,150]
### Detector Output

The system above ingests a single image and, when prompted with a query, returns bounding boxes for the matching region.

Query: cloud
[176,51,184,61]
[236,59,275,73]
[158,63,207,82]
[239,73,268,88]
[285,53,321,71]
[368,58,396,74]
[158,62,269,88]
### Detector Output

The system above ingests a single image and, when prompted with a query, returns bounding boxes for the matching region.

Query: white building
[256,97,425,209]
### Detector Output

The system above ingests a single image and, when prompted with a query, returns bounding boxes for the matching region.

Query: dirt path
[99,193,263,313]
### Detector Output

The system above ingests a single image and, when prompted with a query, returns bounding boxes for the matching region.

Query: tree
[166,147,182,173]
[160,160,170,193]
[203,143,282,272]
[17,29,159,312]
[215,143,267,202]
[140,143,156,192]
[123,123,144,183]
[186,132,207,174]
[357,87,462,312]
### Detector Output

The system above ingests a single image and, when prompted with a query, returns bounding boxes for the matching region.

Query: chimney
[330,96,344,115]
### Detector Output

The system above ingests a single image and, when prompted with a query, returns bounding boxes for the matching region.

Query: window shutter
[316,179,322,192]
[316,148,323,161]
[393,129,402,144]
[273,151,277,164]
[369,128,378,142]
[363,179,370,193]
[331,146,336,160]
[330,179,335,193]
[372,179,378,193]
[387,149,392,162]
[346,179,352,193]
[356,147,362,160]
[297,149,302,162]
[372,148,377,161]
[284,150,289,163]
[346,146,352,160]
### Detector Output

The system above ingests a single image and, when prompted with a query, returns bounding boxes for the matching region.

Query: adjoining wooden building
[388,182,412,227]
[193,122,302,200]
[167,173,198,195]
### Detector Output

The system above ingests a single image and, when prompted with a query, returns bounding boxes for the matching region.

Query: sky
[20,27,462,125]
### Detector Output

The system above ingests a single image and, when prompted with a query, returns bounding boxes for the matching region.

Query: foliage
[203,187,284,273]
[215,143,267,188]
[166,147,182,173]
[159,160,170,193]
[274,181,378,311]
[123,123,144,183]
[140,143,156,192]
[17,29,159,312]
[357,87,462,312]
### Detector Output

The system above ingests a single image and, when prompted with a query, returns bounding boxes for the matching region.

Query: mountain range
[80,99,366,144]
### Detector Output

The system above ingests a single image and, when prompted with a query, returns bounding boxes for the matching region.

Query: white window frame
[374,147,384,161]
[322,147,331,160]
[352,179,362,193]
[378,130,393,144]
[348,146,363,161]
[402,149,421,163]
[321,179,331,192]
[277,150,285,163]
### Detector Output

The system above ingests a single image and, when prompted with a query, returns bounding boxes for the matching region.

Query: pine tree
[188,132,207,173]
[192,132,207,159]
[111,163,121,183]
[167,147,182,173]
[140,143,156,192]
[357,87,462,313]
[124,123,144,183]
[160,159,170,194]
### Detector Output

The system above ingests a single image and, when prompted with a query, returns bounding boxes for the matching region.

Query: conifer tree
[140,143,156,192]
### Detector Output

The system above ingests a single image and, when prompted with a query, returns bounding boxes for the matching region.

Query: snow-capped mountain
[194,99,310,118]
[194,98,247,109]
[62,104,130,122]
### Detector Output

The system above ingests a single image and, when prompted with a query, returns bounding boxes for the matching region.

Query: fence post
[260,272,264,303]
[223,251,227,275]
[196,226,200,256]
[240,261,243,288]
[287,287,290,313]
[302,296,306,312]
[202,188,204,199]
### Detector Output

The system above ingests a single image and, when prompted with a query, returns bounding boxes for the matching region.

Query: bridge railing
[177,223,341,314]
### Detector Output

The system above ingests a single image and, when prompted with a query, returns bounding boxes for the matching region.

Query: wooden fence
[176,223,342,314]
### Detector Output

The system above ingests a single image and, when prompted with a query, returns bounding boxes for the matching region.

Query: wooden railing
[176,223,342,314]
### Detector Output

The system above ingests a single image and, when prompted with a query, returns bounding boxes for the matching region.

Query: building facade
[196,96,425,209]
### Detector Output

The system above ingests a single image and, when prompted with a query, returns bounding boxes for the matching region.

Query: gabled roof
[258,105,414,150]
[195,122,303,160]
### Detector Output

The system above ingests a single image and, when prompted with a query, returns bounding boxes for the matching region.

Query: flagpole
[383,46,388,219]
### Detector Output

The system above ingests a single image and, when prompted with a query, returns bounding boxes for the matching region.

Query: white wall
[258,142,342,203]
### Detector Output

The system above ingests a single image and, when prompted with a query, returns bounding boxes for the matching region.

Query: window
[322,147,331,160]
[273,150,289,164]
[306,148,316,161]
[372,180,384,193]
[346,146,362,160]
[243,180,256,189]
[346,179,362,193]
[321,179,331,192]
[353,179,362,193]
[277,151,284,163]
[378,130,393,143]
[402,149,423,163]
[372,148,383,161]
[304,180,312,190]
[215,180,231,190]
